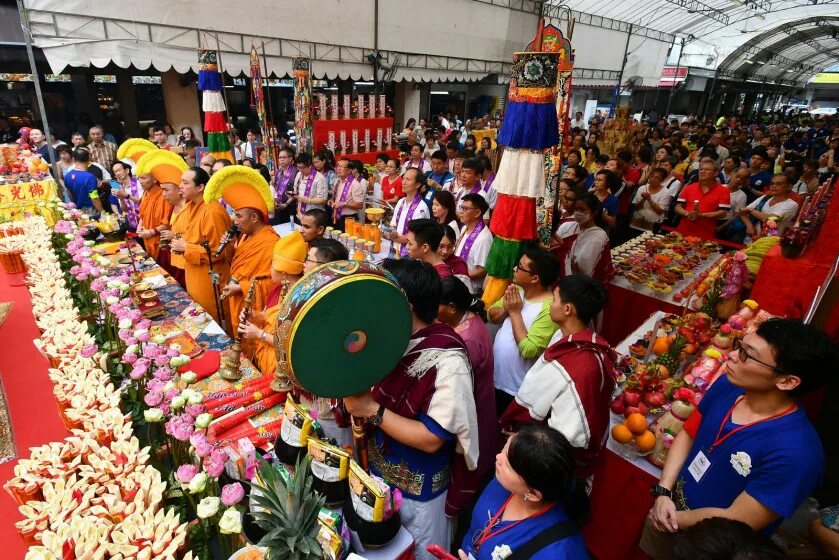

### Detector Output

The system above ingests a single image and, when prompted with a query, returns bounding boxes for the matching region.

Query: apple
[610,396,626,415]
[637,403,649,416]
[624,406,640,417]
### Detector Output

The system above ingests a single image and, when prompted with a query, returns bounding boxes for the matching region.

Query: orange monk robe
[227,225,280,338]
[252,298,284,376]
[168,202,191,272]
[182,199,233,327]
[137,185,171,261]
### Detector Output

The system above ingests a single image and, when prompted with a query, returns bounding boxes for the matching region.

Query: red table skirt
[600,284,683,346]
[583,450,656,560]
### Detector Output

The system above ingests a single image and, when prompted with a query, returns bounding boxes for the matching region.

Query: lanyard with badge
[470,494,552,556]
[687,396,796,483]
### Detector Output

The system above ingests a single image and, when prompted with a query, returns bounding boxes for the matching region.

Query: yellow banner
[0,179,60,225]
[810,73,839,84]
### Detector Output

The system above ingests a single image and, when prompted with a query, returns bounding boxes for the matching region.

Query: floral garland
[6,208,247,560]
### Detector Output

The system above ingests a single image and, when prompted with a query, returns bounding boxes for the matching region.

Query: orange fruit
[611,424,633,444]
[635,430,657,453]
[651,337,670,355]
[625,413,648,435]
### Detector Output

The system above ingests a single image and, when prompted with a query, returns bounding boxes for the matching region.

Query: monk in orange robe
[238,230,306,376]
[135,162,177,261]
[156,182,187,286]
[221,214,279,338]
[170,167,232,327]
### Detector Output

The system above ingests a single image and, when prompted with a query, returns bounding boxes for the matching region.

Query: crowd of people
[9,106,839,559]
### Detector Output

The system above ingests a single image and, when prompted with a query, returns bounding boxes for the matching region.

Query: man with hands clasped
[488,249,561,417]
[641,318,837,559]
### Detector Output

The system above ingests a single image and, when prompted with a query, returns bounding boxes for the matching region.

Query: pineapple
[249,456,325,560]
[655,334,686,375]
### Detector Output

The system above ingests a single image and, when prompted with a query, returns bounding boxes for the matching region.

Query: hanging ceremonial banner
[541,27,575,246]
[249,46,275,168]
[292,58,313,155]
[197,49,233,161]
[481,20,574,306]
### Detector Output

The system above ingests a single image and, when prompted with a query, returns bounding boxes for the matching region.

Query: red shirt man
[676,161,730,241]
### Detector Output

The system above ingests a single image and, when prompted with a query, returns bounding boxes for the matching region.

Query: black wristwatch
[651,484,673,499]
[368,404,386,426]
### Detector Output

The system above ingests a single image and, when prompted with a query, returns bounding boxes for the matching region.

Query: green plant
[250,456,325,560]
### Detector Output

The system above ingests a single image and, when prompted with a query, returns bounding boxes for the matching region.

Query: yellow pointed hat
[135,150,188,185]
[116,138,157,164]
[272,230,306,274]
[203,165,274,220]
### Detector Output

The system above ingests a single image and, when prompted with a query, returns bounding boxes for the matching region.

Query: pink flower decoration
[191,433,214,458]
[221,483,245,506]
[154,354,171,367]
[144,390,163,407]
[203,456,225,478]
[185,404,205,417]
[154,366,173,382]
[167,414,195,441]
[122,352,138,365]
[210,448,228,463]
[90,278,106,292]
[129,365,147,380]
[175,464,198,483]
[147,378,164,392]
[136,331,151,343]
[137,319,151,330]
[80,344,98,358]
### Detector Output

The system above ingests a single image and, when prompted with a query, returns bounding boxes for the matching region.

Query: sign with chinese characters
[0,179,60,225]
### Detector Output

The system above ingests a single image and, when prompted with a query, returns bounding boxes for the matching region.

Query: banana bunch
[742,236,780,276]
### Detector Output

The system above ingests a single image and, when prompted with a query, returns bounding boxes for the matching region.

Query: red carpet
[0,270,67,555]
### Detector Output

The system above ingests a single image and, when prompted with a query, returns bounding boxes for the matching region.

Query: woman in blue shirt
[458,425,589,560]
[642,318,837,559]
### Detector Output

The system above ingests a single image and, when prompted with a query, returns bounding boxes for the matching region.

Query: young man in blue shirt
[426,149,455,203]
[63,149,103,213]
[746,150,773,203]
[641,318,837,559]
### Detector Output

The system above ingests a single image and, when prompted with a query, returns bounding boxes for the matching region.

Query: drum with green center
[273,260,411,398]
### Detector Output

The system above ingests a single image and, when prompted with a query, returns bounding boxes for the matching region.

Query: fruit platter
[0,144,52,183]
[608,302,773,469]
[611,232,721,303]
